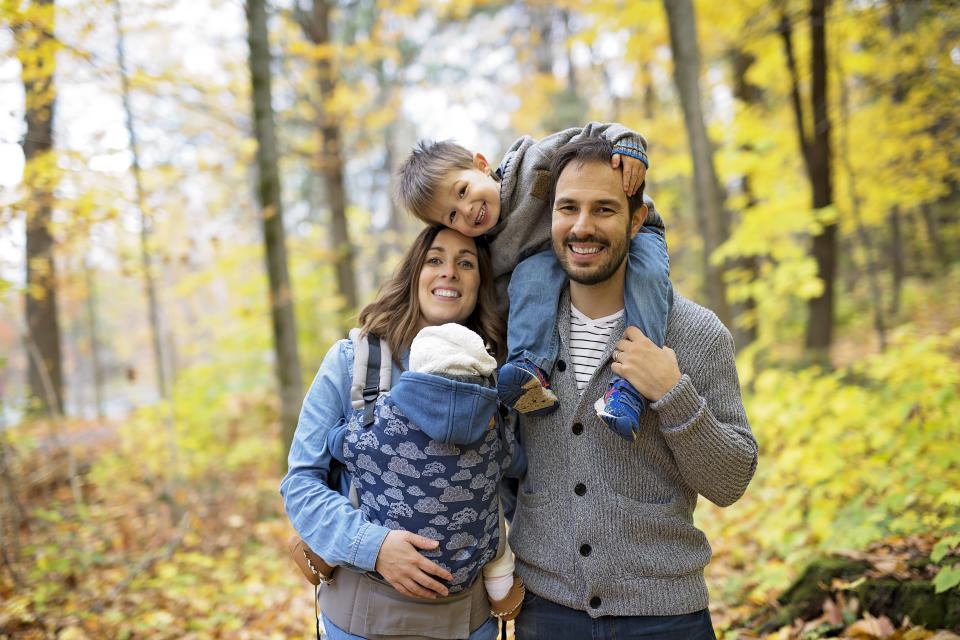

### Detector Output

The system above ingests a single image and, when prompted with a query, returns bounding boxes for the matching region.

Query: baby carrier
[329,329,517,593]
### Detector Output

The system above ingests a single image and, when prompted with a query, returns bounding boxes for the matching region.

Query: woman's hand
[611,326,681,403]
[375,530,453,599]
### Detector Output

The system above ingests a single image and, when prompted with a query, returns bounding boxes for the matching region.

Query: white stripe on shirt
[569,305,623,392]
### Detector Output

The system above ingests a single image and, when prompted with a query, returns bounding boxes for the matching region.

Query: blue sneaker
[594,379,646,441]
[497,361,559,416]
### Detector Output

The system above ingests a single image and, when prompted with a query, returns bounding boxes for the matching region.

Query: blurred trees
[0,0,957,442]
[0,0,958,633]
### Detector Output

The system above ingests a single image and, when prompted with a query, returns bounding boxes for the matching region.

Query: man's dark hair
[548,136,646,217]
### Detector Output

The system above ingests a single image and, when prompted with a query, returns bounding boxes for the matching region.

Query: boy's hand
[611,153,647,197]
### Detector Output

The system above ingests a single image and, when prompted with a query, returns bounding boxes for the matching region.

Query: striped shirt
[569,305,624,392]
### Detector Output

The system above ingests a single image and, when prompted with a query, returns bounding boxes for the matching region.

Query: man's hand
[611,153,647,197]
[611,326,681,402]
[375,529,452,599]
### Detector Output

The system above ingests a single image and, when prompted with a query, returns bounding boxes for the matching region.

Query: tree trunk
[662,0,731,327]
[530,3,553,75]
[919,203,947,273]
[297,0,358,327]
[113,0,169,401]
[371,59,403,288]
[779,2,836,363]
[83,259,106,420]
[835,51,886,350]
[246,0,305,460]
[643,61,656,120]
[17,0,64,416]
[888,208,904,316]
[728,48,762,348]
[885,2,906,310]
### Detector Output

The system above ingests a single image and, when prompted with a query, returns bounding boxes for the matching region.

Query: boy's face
[426,153,501,237]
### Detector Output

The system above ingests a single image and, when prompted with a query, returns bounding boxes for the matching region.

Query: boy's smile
[428,153,501,237]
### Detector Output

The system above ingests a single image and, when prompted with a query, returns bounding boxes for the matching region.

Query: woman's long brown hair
[357,225,506,363]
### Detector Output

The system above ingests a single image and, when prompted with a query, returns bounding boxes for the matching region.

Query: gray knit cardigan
[508,290,758,618]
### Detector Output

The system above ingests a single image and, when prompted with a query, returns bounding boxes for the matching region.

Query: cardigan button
[571,422,583,435]
[556,359,567,371]
[574,483,586,496]
[579,543,592,557]
[589,596,601,609]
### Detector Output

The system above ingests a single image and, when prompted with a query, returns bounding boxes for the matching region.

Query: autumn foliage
[1,0,959,638]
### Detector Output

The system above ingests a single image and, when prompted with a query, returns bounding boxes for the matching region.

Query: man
[506,135,758,639]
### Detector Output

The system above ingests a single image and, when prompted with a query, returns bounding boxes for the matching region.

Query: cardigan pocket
[510,487,563,576]
[516,484,552,509]
[611,494,711,579]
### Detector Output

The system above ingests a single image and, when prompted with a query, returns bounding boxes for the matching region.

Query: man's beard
[553,232,629,286]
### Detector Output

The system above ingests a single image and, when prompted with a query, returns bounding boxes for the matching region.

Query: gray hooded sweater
[508,290,758,617]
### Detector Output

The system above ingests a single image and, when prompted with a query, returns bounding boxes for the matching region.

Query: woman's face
[416,229,481,330]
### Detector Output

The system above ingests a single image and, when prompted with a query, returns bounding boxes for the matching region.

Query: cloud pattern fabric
[341,395,514,592]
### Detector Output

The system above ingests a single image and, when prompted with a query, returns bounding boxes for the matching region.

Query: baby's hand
[611,153,647,197]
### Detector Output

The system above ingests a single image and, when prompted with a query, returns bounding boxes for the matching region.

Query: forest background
[1,0,959,638]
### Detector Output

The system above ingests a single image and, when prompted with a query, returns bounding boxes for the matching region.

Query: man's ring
[613,350,620,363]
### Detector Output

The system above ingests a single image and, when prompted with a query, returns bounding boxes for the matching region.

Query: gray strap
[362,334,381,428]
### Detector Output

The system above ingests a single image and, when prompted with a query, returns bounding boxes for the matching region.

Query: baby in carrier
[288,323,525,621]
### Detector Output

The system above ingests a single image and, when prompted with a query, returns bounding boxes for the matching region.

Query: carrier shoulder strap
[348,328,393,420]
[362,335,381,428]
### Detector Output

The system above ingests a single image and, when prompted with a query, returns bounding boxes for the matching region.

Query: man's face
[425,153,501,237]
[551,160,644,285]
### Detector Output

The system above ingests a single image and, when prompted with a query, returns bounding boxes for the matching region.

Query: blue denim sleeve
[279,340,390,572]
[505,250,564,369]
[624,231,673,348]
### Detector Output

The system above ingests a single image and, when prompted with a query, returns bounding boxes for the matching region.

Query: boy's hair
[358,225,506,363]
[394,140,475,224]
[548,136,646,218]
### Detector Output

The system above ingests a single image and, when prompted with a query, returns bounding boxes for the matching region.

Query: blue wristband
[612,143,649,169]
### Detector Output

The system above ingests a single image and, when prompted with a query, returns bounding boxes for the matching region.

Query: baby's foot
[489,576,525,621]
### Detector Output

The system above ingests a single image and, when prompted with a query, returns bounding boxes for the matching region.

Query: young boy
[394,123,671,439]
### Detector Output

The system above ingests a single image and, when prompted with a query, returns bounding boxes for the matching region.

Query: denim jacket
[280,338,526,574]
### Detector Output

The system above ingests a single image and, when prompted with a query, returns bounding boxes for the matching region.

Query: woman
[281,226,519,640]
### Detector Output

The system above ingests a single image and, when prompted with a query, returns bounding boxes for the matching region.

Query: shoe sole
[512,378,558,414]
